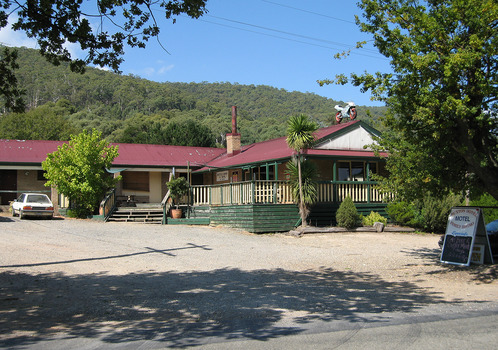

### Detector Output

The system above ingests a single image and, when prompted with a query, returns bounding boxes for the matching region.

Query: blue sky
[1,0,391,106]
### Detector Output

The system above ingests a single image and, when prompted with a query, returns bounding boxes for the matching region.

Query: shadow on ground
[1,264,453,348]
[402,247,498,284]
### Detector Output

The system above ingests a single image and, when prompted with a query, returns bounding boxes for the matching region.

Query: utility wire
[262,0,357,25]
[206,14,355,50]
[156,4,384,60]
[194,16,385,60]
[202,14,384,59]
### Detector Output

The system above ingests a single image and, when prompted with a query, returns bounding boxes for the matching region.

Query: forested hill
[4,46,387,145]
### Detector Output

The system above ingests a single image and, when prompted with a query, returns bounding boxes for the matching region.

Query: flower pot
[171,208,182,219]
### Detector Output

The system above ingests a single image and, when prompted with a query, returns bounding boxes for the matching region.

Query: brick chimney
[226,106,241,156]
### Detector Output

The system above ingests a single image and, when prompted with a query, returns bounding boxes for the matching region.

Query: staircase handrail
[100,188,116,222]
[161,173,174,224]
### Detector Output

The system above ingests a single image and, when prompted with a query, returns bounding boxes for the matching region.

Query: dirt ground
[0,209,496,302]
[0,209,497,348]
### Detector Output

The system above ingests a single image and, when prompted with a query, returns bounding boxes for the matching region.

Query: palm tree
[286,159,318,223]
[286,114,318,227]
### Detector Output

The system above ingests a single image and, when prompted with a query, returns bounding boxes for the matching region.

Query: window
[259,166,267,180]
[351,162,365,181]
[244,170,252,181]
[37,170,47,181]
[369,162,377,176]
[122,171,149,191]
[27,194,51,203]
[336,161,377,181]
[337,161,350,181]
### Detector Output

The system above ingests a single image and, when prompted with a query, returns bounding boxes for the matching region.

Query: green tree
[0,101,78,140]
[0,0,208,110]
[286,114,318,227]
[163,120,216,147]
[42,129,120,217]
[324,0,498,201]
[0,47,24,112]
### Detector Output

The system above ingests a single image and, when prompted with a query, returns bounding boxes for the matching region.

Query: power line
[202,14,384,59]
[261,0,357,25]
[206,14,353,50]
[155,4,385,60]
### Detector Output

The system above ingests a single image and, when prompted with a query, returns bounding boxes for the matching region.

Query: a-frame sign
[440,207,494,266]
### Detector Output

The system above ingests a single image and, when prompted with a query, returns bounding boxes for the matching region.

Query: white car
[12,193,54,219]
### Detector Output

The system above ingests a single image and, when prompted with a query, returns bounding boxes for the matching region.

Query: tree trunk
[297,153,307,227]
[453,118,498,201]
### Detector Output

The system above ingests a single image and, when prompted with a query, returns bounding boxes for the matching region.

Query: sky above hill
[1,0,392,106]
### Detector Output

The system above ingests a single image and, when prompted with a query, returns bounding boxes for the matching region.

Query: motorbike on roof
[334,102,357,124]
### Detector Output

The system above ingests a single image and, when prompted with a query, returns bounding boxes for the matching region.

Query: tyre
[349,107,357,120]
[335,112,342,124]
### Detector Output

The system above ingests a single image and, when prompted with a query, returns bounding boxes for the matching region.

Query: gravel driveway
[1,215,497,348]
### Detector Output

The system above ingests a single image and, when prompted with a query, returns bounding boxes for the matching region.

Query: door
[0,170,17,204]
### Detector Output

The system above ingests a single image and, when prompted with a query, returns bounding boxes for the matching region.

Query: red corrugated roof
[0,139,224,168]
[197,120,384,171]
[112,143,225,167]
[0,139,63,164]
[0,120,385,170]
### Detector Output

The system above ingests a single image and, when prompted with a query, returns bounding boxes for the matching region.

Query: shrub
[470,193,498,223]
[166,177,190,209]
[419,192,463,233]
[336,196,360,229]
[387,201,417,226]
[362,211,388,226]
[387,193,463,233]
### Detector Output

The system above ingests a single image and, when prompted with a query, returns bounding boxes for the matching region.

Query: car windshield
[26,195,51,203]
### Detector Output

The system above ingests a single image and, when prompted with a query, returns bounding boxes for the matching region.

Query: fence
[190,180,388,206]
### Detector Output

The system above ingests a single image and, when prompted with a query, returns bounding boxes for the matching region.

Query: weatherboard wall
[209,204,300,233]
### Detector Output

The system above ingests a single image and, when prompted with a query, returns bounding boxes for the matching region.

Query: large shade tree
[286,114,318,227]
[323,0,498,201]
[0,0,208,111]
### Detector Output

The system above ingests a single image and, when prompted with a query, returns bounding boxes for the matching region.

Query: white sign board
[441,207,494,266]
[216,171,229,182]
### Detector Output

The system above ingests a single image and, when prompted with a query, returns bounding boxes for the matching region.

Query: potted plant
[166,177,190,219]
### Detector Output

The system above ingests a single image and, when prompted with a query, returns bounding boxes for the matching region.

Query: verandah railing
[190,180,388,206]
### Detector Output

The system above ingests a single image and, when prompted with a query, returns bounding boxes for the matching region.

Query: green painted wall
[210,204,300,233]
[209,203,388,232]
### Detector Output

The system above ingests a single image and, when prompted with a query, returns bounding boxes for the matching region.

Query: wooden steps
[106,205,211,225]
[107,207,163,224]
